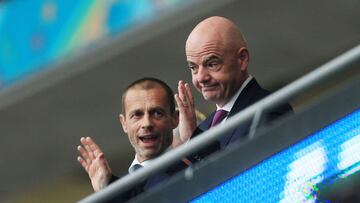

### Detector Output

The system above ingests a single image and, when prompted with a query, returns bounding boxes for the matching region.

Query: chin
[203,94,218,102]
[146,150,161,158]
[202,92,213,99]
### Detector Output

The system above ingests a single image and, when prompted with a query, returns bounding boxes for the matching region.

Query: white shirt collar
[128,147,172,174]
[216,75,253,112]
[128,154,151,174]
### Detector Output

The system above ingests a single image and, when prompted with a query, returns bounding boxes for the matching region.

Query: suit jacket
[106,160,187,202]
[191,78,293,161]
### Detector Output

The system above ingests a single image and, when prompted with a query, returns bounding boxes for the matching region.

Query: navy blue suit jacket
[106,160,187,202]
[191,78,292,160]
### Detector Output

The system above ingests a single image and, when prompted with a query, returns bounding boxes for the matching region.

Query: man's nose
[197,66,210,83]
[141,114,153,129]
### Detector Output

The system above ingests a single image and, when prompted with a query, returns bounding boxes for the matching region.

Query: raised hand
[174,80,197,147]
[77,136,113,192]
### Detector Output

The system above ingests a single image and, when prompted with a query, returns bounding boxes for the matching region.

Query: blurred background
[0,0,359,202]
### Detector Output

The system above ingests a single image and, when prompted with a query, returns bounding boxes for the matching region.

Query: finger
[86,137,103,157]
[80,136,87,146]
[80,137,96,160]
[84,144,95,160]
[81,136,96,160]
[174,93,181,106]
[175,94,186,111]
[85,136,98,147]
[184,83,194,106]
[80,137,91,153]
[97,153,108,169]
[178,80,187,101]
[77,145,90,160]
[178,81,190,107]
[77,156,89,173]
[78,146,93,165]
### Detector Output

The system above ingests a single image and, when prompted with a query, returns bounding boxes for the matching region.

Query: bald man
[176,16,292,159]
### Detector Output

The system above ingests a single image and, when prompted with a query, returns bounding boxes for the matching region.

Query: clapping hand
[77,137,113,192]
[173,80,197,147]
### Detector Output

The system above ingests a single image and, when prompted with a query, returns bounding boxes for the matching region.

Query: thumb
[97,153,106,164]
[97,153,112,172]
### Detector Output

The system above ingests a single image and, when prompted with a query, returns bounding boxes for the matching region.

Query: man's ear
[172,110,179,129]
[119,114,128,134]
[237,47,249,71]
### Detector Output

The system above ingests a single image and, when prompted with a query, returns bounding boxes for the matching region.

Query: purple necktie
[211,110,228,127]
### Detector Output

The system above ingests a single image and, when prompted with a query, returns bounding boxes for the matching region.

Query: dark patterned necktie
[133,164,143,171]
[211,110,228,127]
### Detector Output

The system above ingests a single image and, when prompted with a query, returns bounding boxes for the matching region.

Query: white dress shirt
[128,147,172,174]
[216,75,253,124]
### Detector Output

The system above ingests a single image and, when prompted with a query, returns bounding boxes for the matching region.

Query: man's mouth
[139,134,159,144]
[201,84,218,91]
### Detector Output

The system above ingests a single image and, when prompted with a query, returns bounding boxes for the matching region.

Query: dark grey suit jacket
[106,160,187,202]
[191,78,293,161]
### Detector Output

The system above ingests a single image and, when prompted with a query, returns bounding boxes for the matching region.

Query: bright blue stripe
[192,109,360,202]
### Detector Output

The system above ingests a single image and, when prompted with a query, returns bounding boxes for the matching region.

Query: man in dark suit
[77,78,186,201]
[174,16,292,159]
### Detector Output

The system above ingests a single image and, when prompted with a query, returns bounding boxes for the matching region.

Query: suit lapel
[219,79,262,147]
[199,112,216,131]
[192,79,264,149]
[228,79,260,117]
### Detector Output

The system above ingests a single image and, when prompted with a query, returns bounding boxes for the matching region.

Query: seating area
[1,0,360,202]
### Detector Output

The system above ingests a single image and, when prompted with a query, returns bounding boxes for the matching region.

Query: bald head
[185,16,250,107]
[186,16,247,53]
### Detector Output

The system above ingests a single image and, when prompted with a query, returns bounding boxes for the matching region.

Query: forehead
[124,87,169,113]
[186,35,227,62]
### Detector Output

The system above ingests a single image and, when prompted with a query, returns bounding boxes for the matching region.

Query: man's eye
[131,112,142,119]
[189,65,198,73]
[208,61,219,69]
[153,111,164,117]
[188,63,196,69]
